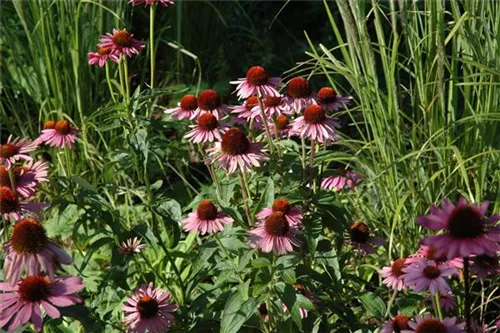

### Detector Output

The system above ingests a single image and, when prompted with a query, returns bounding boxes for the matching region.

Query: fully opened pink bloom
[256,198,302,226]
[292,105,340,143]
[0,275,84,333]
[230,66,282,100]
[208,128,268,173]
[417,197,500,259]
[406,245,463,270]
[424,292,456,312]
[285,77,317,113]
[249,211,301,255]
[98,29,145,57]
[321,168,360,191]
[231,96,262,123]
[348,221,385,254]
[88,47,119,67]
[183,200,233,235]
[316,87,352,112]
[123,282,178,333]
[250,95,291,118]
[0,161,49,198]
[3,218,72,284]
[402,260,456,295]
[184,113,227,144]
[470,254,500,279]
[0,186,47,221]
[402,314,465,333]
[165,94,199,120]
[381,314,411,333]
[119,237,147,255]
[196,89,230,119]
[37,120,78,149]
[267,114,295,139]
[0,135,37,170]
[379,258,408,291]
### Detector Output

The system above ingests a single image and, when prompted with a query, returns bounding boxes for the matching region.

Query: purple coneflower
[208,128,268,173]
[196,89,229,119]
[321,168,360,191]
[165,94,199,120]
[0,161,49,198]
[406,245,463,270]
[37,120,78,149]
[348,221,385,254]
[256,198,302,226]
[285,77,316,113]
[3,217,72,284]
[381,314,411,333]
[316,87,352,112]
[88,47,119,67]
[402,314,465,333]
[123,282,178,333]
[230,66,282,100]
[379,258,408,291]
[0,274,84,333]
[0,186,46,221]
[292,104,340,143]
[417,197,500,259]
[402,260,456,295]
[424,292,456,312]
[119,237,147,255]
[184,113,226,144]
[249,211,301,255]
[267,114,295,138]
[98,29,145,58]
[231,96,262,124]
[470,254,500,279]
[0,135,37,169]
[182,200,233,235]
[251,95,291,118]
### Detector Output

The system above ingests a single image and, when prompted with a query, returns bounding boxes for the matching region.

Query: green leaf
[359,292,386,318]
[251,257,271,268]
[220,291,259,333]
[71,176,97,192]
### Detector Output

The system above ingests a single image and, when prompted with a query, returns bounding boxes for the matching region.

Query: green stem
[105,62,117,102]
[118,55,126,102]
[301,136,307,180]
[138,251,181,304]
[123,57,131,111]
[384,289,398,318]
[257,97,274,155]
[7,168,17,195]
[309,139,316,188]
[198,145,221,196]
[434,293,443,321]
[149,4,156,90]
[239,171,253,225]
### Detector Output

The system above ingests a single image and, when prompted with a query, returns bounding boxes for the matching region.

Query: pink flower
[184,113,227,144]
[164,94,199,120]
[230,66,282,100]
[249,211,301,255]
[0,161,49,198]
[292,104,341,143]
[250,95,291,118]
[424,292,456,312]
[347,221,385,254]
[119,237,147,255]
[0,135,37,169]
[231,96,262,123]
[129,0,175,6]
[405,245,463,270]
[402,260,456,295]
[256,198,303,226]
[196,89,229,119]
[267,114,295,138]
[123,282,178,333]
[3,218,72,284]
[37,120,78,149]
[0,186,47,221]
[0,274,84,332]
[182,200,233,235]
[208,128,268,173]
[321,168,360,191]
[380,314,411,333]
[87,47,119,67]
[402,314,465,333]
[470,254,500,279]
[98,29,145,58]
[285,77,317,113]
[315,87,352,112]
[379,258,408,291]
[417,197,500,259]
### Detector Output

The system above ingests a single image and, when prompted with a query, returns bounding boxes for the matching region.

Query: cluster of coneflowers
[379,198,500,332]
[0,124,85,332]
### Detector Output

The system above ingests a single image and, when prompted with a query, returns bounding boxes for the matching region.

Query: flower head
[316,87,352,112]
[87,47,119,67]
[250,95,291,118]
[119,237,147,255]
[347,221,385,254]
[123,282,178,333]
[424,292,456,312]
[165,94,199,120]
[256,198,303,226]
[3,218,72,284]
[321,168,360,191]
[231,96,262,124]
[285,77,316,113]
[292,104,341,143]
[379,258,408,291]
[0,186,47,221]
[197,89,229,119]
[182,200,233,235]
[470,254,500,279]
[0,274,84,332]
[0,161,49,198]
[249,211,301,255]
[381,314,411,333]
[208,128,268,173]
[402,260,456,295]
[98,29,145,57]
[406,245,463,270]
[37,120,79,149]
[403,314,465,333]
[268,114,295,138]
[184,113,227,144]
[0,135,37,169]
[230,66,282,99]
[417,197,500,259]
